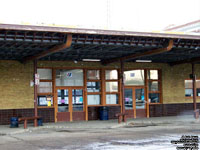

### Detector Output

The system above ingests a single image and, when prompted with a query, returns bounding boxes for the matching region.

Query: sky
[0,0,199,32]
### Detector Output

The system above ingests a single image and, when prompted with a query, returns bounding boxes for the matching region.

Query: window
[87,70,100,80]
[87,95,101,105]
[185,80,200,97]
[105,70,118,80]
[105,70,119,104]
[147,70,161,103]
[56,69,83,86]
[72,89,83,111]
[38,82,52,93]
[37,69,52,80]
[86,70,101,105]
[124,70,144,85]
[37,68,53,107]
[87,82,101,92]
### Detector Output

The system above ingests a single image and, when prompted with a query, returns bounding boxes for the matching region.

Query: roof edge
[0,23,200,40]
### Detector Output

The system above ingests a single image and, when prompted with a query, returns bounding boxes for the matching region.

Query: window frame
[86,69,102,106]
[37,68,54,108]
[105,69,120,105]
[184,79,200,98]
[147,69,162,104]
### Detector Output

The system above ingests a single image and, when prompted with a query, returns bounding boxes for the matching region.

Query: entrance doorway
[124,87,146,118]
[56,88,84,122]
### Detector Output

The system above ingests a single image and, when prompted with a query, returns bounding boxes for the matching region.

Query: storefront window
[38,96,53,106]
[124,70,144,85]
[148,81,159,91]
[148,70,158,80]
[147,69,161,103]
[87,69,101,105]
[87,82,101,92]
[87,95,101,105]
[106,82,118,92]
[37,68,53,107]
[185,80,200,97]
[87,70,100,80]
[37,82,52,93]
[149,93,160,103]
[106,94,118,104]
[105,70,118,80]
[37,69,52,80]
[56,69,83,86]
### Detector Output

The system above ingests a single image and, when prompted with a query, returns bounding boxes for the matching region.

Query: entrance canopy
[0,24,200,65]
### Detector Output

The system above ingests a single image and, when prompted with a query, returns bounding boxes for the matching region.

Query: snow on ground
[82,134,198,150]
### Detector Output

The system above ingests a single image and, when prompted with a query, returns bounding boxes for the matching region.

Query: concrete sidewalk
[0,115,199,135]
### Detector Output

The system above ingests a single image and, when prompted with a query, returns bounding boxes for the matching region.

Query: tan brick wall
[0,60,199,109]
[0,60,34,109]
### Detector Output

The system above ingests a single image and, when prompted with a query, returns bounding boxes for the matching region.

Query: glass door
[125,88,133,110]
[72,89,83,111]
[135,88,145,109]
[124,87,146,118]
[56,88,71,122]
[56,88,84,122]
[57,89,69,112]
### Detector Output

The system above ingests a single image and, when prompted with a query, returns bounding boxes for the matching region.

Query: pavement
[0,115,199,135]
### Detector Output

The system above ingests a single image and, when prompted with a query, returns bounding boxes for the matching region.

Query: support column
[33,60,38,127]
[120,59,126,122]
[192,63,198,119]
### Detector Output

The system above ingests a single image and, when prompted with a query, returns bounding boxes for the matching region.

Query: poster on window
[66,72,72,78]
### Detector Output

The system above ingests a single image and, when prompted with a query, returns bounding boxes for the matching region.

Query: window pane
[87,82,101,92]
[37,69,52,80]
[38,96,53,106]
[72,89,83,111]
[148,81,159,91]
[56,69,83,86]
[196,80,200,88]
[105,70,118,80]
[37,82,52,93]
[87,95,101,105]
[148,70,158,80]
[197,88,200,96]
[106,82,118,92]
[135,89,145,109]
[106,94,118,104]
[185,89,193,97]
[185,80,193,88]
[125,89,133,110]
[149,93,160,103]
[57,89,69,112]
[124,70,144,85]
[87,70,100,80]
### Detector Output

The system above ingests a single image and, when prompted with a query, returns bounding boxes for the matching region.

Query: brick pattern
[73,112,85,121]
[0,108,54,125]
[57,112,70,122]
[125,109,134,118]
[88,106,121,120]
[149,103,200,117]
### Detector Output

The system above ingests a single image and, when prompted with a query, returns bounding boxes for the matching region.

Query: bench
[116,113,127,123]
[18,116,41,129]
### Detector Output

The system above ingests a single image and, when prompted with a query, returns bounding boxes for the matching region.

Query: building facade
[0,24,200,125]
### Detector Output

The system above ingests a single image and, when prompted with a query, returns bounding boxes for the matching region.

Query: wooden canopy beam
[22,34,72,63]
[170,56,200,66]
[102,40,174,65]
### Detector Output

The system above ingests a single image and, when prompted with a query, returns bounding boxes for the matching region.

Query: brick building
[0,24,200,124]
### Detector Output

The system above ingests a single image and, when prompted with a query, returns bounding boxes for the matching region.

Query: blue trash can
[99,107,109,120]
[37,118,43,126]
[10,117,19,128]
